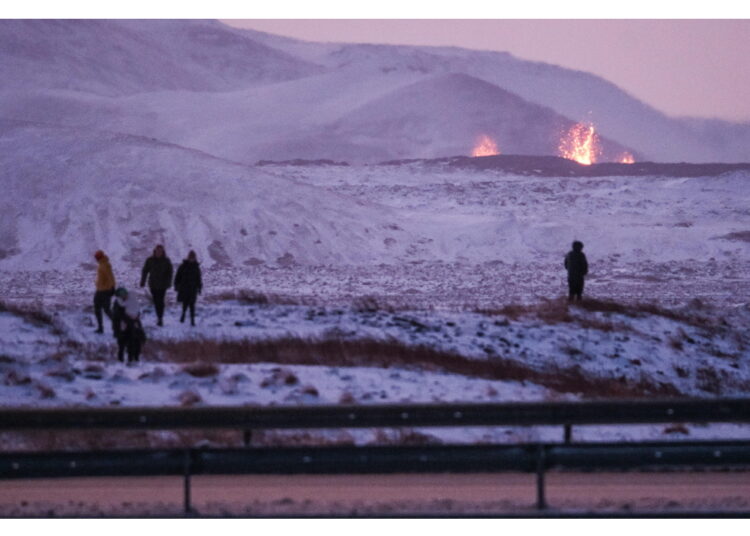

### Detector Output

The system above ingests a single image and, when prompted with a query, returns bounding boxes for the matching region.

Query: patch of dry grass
[478,297,721,333]
[149,336,681,399]
[0,299,53,326]
[181,362,220,378]
[205,289,305,306]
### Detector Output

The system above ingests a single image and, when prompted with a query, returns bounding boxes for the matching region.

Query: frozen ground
[1,161,749,450]
[2,161,749,306]
[1,292,749,450]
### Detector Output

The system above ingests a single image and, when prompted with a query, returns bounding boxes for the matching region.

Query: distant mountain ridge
[240,25,750,164]
[0,19,748,163]
[0,19,321,95]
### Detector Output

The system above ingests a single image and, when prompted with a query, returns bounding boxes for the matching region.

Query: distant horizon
[223,19,750,123]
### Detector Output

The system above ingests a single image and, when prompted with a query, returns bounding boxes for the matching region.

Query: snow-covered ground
[1,291,749,449]
[1,159,749,449]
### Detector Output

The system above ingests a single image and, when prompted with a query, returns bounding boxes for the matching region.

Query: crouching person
[112,287,147,365]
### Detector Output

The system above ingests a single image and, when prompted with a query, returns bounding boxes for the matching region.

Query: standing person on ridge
[140,244,173,326]
[174,250,203,326]
[93,250,116,334]
[564,240,588,302]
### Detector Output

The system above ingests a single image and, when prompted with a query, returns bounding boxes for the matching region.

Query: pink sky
[223,19,750,123]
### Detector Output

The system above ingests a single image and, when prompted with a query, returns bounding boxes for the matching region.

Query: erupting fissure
[471,135,500,157]
[559,123,601,165]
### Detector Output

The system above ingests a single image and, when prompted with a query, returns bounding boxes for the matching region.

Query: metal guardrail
[2,398,750,515]
[3,441,750,478]
[2,398,750,430]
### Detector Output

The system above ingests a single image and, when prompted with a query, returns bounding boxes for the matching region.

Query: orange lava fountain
[619,152,635,164]
[559,123,601,165]
[471,135,500,157]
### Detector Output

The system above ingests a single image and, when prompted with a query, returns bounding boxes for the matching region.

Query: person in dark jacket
[93,250,116,333]
[140,244,173,326]
[174,250,203,326]
[111,287,145,365]
[564,240,589,301]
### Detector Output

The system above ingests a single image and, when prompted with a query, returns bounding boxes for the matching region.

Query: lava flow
[619,152,635,164]
[559,123,600,165]
[471,135,500,157]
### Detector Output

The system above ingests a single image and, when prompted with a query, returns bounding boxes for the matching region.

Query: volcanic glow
[619,152,635,164]
[559,123,601,165]
[471,135,500,157]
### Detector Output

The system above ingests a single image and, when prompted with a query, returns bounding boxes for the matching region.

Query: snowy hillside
[0,19,320,95]
[2,116,749,273]
[270,73,633,162]
[1,115,749,274]
[243,27,750,163]
[0,119,420,270]
[0,19,747,163]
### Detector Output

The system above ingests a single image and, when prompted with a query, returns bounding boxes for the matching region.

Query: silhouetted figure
[140,244,173,326]
[93,250,115,333]
[174,250,203,326]
[564,240,588,301]
[111,287,146,365]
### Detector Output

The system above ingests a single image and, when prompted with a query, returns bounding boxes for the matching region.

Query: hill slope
[0,120,416,270]
[0,19,321,95]
[262,73,633,162]
[1,20,748,163]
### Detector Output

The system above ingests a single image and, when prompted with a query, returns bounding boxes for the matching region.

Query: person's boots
[95,326,103,334]
[190,315,195,327]
[157,317,163,327]
[180,312,185,323]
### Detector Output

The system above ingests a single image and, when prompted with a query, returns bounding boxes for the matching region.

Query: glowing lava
[559,123,601,165]
[619,152,635,164]
[471,134,500,157]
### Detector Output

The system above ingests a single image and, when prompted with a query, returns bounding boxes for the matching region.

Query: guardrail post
[243,430,252,447]
[536,444,547,510]
[183,448,193,516]
[564,424,572,444]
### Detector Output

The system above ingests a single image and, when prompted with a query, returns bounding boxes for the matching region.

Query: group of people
[93,245,203,364]
[91,240,589,365]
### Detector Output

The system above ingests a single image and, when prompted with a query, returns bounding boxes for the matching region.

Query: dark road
[1,471,749,515]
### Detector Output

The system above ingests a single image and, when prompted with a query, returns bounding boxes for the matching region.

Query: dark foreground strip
[7,511,750,519]
[2,398,750,431]
[2,440,750,479]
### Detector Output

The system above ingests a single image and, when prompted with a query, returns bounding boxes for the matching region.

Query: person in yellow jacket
[93,250,116,334]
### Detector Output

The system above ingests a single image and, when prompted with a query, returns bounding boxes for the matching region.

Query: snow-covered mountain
[243,27,750,164]
[3,114,748,274]
[269,72,633,163]
[1,19,749,272]
[0,19,747,164]
[0,19,320,95]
